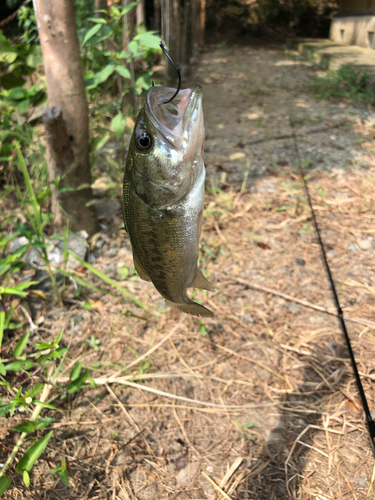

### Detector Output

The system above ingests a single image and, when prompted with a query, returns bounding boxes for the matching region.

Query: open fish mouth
[146,85,203,148]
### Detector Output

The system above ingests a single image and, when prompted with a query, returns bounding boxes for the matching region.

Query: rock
[296,258,305,266]
[57,233,88,269]
[88,253,96,264]
[243,313,254,323]
[176,462,200,486]
[95,240,105,250]
[358,239,371,250]
[355,477,367,487]
[347,244,358,251]
[7,236,28,253]
[30,270,64,295]
[94,199,121,219]
[108,248,118,258]
[287,304,300,312]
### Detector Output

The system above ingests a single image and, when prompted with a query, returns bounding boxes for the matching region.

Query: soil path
[5,44,375,500]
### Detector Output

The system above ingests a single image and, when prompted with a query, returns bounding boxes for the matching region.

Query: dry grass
[2,157,375,499]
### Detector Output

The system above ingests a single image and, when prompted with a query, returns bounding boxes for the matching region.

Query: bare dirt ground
[2,43,375,499]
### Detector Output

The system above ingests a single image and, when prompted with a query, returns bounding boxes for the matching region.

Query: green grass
[310,66,375,107]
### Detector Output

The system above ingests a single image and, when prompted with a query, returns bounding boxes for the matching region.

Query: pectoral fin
[191,268,215,292]
[165,300,213,318]
[133,255,151,282]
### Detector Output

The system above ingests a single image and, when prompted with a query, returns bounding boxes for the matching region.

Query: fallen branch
[242,122,345,148]
[54,375,296,409]
[231,277,375,330]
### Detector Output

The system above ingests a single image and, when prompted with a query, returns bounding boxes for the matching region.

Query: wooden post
[34,0,98,234]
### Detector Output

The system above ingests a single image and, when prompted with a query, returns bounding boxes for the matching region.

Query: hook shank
[159,41,181,104]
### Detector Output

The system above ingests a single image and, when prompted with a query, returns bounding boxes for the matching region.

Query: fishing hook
[159,41,181,104]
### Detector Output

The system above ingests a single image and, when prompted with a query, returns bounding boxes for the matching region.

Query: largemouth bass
[122,84,214,317]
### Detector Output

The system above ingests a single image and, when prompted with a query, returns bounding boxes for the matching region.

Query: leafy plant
[310,66,375,107]
[78,3,162,149]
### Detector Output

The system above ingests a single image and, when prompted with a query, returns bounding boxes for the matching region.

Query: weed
[310,66,375,107]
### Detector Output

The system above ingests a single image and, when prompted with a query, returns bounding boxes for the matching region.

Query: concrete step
[288,38,375,85]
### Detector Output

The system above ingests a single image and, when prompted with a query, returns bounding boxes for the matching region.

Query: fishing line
[289,117,375,454]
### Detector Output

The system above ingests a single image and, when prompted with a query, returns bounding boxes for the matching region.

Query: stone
[287,304,300,312]
[108,248,118,258]
[347,244,358,251]
[95,240,105,249]
[57,233,88,269]
[7,236,28,253]
[30,270,64,295]
[94,199,121,219]
[296,258,305,266]
[243,313,254,323]
[358,239,371,250]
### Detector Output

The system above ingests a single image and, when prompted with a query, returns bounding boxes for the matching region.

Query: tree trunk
[136,0,145,26]
[161,0,205,80]
[34,0,98,235]
[122,0,137,114]
[94,0,107,14]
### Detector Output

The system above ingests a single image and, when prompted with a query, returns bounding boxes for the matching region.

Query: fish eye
[135,131,153,152]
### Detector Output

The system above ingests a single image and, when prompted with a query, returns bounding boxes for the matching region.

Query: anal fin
[165,300,213,318]
[191,268,215,292]
[133,255,151,282]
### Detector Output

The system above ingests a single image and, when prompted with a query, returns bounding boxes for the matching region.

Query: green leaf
[17,98,30,115]
[5,359,34,372]
[35,417,55,430]
[86,17,107,24]
[0,475,12,496]
[82,24,101,46]
[110,114,126,140]
[27,383,44,399]
[67,368,89,394]
[17,431,53,472]
[0,72,25,90]
[13,330,30,359]
[16,148,42,234]
[23,470,30,487]
[8,87,28,100]
[128,40,139,57]
[33,401,58,410]
[90,131,110,152]
[0,311,4,349]
[70,362,83,381]
[26,46,43,68]
[0,404,13,417]
[0,281,39,298]
[59,463,69,486]
[134,32,162,50]
[94,63,116,86]
[49,465,61,476]
[120,2,137,15]
[0,363,5,376]
[13,421,36,433]
[135,74,153,93]
[115,65,131,80]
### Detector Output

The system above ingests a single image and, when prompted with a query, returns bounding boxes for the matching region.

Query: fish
[122,84,214,317]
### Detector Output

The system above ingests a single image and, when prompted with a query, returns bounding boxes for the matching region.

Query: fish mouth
[146,85,203,148]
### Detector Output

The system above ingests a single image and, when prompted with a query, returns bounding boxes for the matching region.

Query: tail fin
[165,300,213,318]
